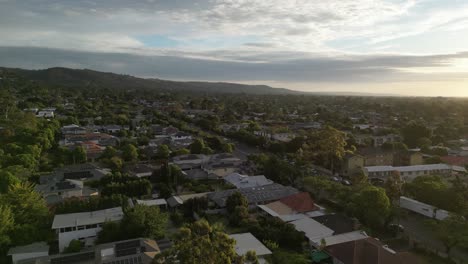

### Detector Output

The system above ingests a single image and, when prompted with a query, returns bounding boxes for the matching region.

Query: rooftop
[229,233,272,257]
[52,207,124,229]
[290,217,334,242]
[280,192,317,213]
[208,183,299,207]
[224,173,273,189]
[8,242,49,255]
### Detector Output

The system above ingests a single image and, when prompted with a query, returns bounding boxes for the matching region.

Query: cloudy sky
[1,0,468,96]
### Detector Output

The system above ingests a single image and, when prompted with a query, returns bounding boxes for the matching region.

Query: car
[388,224,405,232]
[331,177,341,182]
[341,180,352,186]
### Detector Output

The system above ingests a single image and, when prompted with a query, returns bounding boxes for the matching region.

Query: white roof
[311,231,368,247]
[230,233,272,257]
[52,207,124,229]
[225,173,273,189]
[290,218,334,242]
[136,199,167,206]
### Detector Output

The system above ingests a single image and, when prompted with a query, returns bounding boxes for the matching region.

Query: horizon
[1,0,468,97]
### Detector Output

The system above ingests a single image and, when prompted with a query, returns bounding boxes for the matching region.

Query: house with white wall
[52,207,124,252]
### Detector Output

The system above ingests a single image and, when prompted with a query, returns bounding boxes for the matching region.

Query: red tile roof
[441,156,468,166]
[280,192,317,213]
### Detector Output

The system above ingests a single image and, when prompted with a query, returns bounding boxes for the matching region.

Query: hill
[0,67,297,95]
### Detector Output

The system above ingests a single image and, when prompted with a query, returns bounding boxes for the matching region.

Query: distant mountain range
[0,67,298,95]
[0,66,398,96]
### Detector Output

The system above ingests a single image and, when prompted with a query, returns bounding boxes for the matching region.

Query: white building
[365,163,466,181]
[290,218,334,246]
[399,196,449,220]
[7,242,49,264]
[52,207,124,252]
[229,233,272,264]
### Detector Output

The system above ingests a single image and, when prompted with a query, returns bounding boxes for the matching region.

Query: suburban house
[394,151,424,166]
[359,148,394,167]
[341,154,365,176]
[372,134,400,147]
[224,173,273,189]
[124,164,155,178]
[136,199,168,209]
[208,183,299,208]
[325,237,422,264]
[312,214,359,235]
[61,124,87,135]
[96,238,161,264]
[271,133,295,142]
[229,233,272,264]
[170,131,192,141]
[440,155,468,166]
[258,192,322,222]
[52,207,124,252]
[7,242,49,264]
[40,163,109,185]
[220,123,249,133]
[364,164,467,181]
[11,238,161,264]
[36,179,98,205]
[171,154,209,171]
[36,108,55,118]
[203,153,243,178]
[290,217,335,247]
[399,196,449,220]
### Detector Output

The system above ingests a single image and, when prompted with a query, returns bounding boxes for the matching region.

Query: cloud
[1,46,467,84]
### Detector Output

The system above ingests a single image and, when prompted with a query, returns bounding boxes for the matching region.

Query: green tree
[72,146,87,164]
[1,182,49,245]
[0,171,20,194]
[189,139,205,154]
[0,204,14,246]
[226,192,249,214]
[155,219,237,264]
[122,144,138,162]
[351,186,391,229]
[401,122,432,148]
[122,205,168,239]
[431,215,468,257]
[156,144,171,159]
[64,239,82,253]
[385,171,403,202]
[351,170,368,187]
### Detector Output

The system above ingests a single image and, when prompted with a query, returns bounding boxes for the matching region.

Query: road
[397,213,468,263]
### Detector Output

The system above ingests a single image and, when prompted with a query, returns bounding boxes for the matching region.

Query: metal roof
[229,233,272,257]
[52,207,124,229]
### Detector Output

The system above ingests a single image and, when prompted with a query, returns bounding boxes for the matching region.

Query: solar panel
[115,239,141,251]
[116,247,139,257]
[50,251,95,264]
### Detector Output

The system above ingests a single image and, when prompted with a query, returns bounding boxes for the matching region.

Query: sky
[1,0,468,96]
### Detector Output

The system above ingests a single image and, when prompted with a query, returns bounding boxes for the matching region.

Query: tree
[174,148,190,156]
[201,146,214,155]
[72,146,87,164]
[401,122,432,148]
[122,205,168,239]
[385,171,403,202]
[155,219,237,264]
[351,186,391,229]
[303,126,347,172]
[189,139,205,154]
[244,250,259,264]
[156,144,171,159]
[351,170,368,186]
[109,156,123,171]
[230,205,250,227]
[0,171,20,194]
[226,192,248,214]
[0,204,14,246]
[431,215,468,257]
[1,182,49,245]
[64,239,82,253]
[122,144,138,162]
